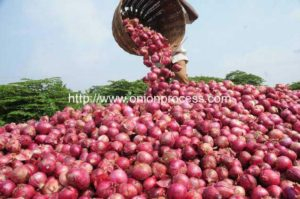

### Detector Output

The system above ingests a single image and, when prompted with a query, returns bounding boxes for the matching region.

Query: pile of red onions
[0,18,299,198]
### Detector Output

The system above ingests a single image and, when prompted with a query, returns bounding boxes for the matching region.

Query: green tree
[290,82,300,90]
[225,70,264,86]
[0,77,80,124]
[87,79,147,104]
[189,76,223,83]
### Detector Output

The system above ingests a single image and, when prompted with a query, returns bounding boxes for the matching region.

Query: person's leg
[174,60,189,84]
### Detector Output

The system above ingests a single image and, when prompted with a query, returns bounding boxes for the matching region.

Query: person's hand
[174,60,189,84]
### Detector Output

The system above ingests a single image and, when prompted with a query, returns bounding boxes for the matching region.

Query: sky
[0,0,299,91]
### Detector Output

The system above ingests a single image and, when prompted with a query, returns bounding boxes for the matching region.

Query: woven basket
[112,0,186,55]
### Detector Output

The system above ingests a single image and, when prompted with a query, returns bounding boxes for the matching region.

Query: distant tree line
[0,71,298,125]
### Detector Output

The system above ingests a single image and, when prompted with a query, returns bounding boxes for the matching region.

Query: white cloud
[222,47,300,85]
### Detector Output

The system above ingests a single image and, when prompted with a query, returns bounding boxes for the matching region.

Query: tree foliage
[225,70,264,86]
[189,76,223,83]
[87,79,147,98]
[0,78,79,124]
[290,82,300,90]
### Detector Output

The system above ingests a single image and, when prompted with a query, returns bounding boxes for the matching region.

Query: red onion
[36,122,52,135]
[186,162,202,178]
[267,185,282,198]
[42,177,61,194]
[86,152,101,166]
[152,162,167,179]
[229,166,243,179]
[32,193,49,199]
[143,176,156,190]
[136,151,153,164]
[128,178,143,194]
[118,183,138,198]
[215,136,229,148]
[269,129,284,140]
[285,166,300,182]
[238,151,252,167]
[276,156,292,171]
[167,183,187,199]
[237,174,257,192]
[202,186,222,199]
[70,144,82,157]
[108,193,125,199]
[282,187,297,199]
[12,184,36,199]
[67,168,90,190]
[231,138,246,152]
[137,142,153,153]
[110,169,128,184]
[259,169,280,186]
[38,158,56,175]
[132,163,152,180]
[183,145,197,159]
[216,167,229,180]
[214,182,235,198]
[234,186,246,196]
[251,186,269,199]
[116,157,130,169]
[0,179,16,197]
[135,123,147,135]
[29,172,47,189]
[96,180,116,198]
[201,155,217,169]
[124,142,137,155]
[263,152,277,166]
[10,165,31,184]
[203,169,218,183]
[58,186,78,199]
[198,143,213,156]
[168,159,187,176]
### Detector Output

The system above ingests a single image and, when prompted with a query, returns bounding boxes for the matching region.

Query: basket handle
[179,0,198,23]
